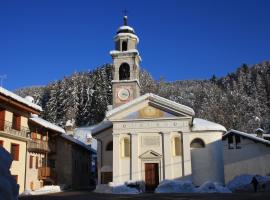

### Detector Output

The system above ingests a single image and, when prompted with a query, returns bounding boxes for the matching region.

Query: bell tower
[110,16,141,108]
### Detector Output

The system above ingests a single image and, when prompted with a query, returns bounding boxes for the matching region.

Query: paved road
[19,191,270,200]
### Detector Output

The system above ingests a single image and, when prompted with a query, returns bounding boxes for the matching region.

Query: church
[92,16,226,191]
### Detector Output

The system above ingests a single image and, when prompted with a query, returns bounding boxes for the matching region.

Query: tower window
[122,41,128,51]
[119,63,130,80]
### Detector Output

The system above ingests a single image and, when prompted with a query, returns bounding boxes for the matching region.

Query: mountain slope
[15,61,270,133]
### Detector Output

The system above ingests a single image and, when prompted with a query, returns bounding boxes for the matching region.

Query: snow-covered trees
[15,61,270,133]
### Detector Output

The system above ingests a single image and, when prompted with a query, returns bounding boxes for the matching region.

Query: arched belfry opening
[122,41,128,51]
[119,63,130,80]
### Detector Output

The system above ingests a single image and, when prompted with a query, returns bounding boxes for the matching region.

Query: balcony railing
[0,120,30,139]
[38,167,56,180]
[28,139,50,153]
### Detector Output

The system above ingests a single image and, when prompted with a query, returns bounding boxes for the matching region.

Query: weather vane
[0,74,7,87]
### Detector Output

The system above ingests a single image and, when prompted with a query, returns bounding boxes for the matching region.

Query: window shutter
[30,156,33,169]
[0,109,5,131]
[11,143,19,161]
[36,156,39,169]
[16,116,21,131]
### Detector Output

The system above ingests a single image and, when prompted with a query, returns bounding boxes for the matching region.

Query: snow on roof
[117,25,135,32]
[0,87,42,112]
[114,32,139,42]
[110,49,139,55]
[106,93,195,118]
[192,118,227,132]
[223,129,270,146]
[91,120,113,135]
[29,116,65,134]
[60,133,96,152]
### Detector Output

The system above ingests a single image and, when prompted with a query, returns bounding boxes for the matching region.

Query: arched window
[106,141,113,151]
[122,41,128,51]
[121,138,130,157]
[190,138,205,149]
[119,63,130,80]
[173,137,181,156]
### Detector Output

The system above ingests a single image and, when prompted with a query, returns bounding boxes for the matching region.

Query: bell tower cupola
[110,16,141,108]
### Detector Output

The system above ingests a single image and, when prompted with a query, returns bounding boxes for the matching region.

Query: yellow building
[0,87,42,193]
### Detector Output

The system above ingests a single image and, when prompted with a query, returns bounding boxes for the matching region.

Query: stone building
[93,16,227,191]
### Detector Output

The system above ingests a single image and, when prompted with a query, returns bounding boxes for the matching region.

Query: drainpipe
[24,141,28,192]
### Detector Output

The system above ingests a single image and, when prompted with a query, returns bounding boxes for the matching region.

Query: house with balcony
[25,115,63,190]
[27,115,95,190]
[0,87,42,193]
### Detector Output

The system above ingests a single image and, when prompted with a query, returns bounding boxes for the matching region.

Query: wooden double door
[145,163,159,191]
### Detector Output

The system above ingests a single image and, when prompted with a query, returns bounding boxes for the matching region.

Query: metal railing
[0,120,30,139]
[28,139,50,152]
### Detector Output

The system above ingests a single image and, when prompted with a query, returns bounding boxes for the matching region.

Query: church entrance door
[145,163,159,191]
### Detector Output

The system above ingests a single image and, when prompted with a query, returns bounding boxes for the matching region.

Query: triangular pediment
[139,150,162,159]
[106,93,195,121]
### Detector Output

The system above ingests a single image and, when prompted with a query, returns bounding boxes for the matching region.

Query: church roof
[117,25,135,34]
[106,93,195,118]
[192,118,227,132]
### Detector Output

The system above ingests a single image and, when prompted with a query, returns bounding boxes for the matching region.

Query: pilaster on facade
[182,132,192,180]
[130,132,139,180]
[160,131,172,180]
[112,133,120,183]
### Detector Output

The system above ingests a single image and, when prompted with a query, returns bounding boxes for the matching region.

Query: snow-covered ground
[20,185,62,196]
[0,147,19,200]
[155,180,231,193]
[94,182,141,194]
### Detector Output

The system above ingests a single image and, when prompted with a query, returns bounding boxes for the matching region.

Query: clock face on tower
[118,88,130,101]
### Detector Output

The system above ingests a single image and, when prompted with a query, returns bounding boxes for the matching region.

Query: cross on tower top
[122,9,128,25]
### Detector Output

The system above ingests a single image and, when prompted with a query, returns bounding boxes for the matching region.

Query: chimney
[255,128,264,138]
[65,119,75,136]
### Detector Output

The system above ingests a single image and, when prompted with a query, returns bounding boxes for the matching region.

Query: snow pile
[227,174,254,192]
[110,182,140,194]
[195,181,231,193]
[94,182,140,194]
[227,174,270,192]
[155,180,195,193]
[20,185,61,196]
[0,147,19,200]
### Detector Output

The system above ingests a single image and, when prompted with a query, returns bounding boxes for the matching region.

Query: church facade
[93,16,226,190]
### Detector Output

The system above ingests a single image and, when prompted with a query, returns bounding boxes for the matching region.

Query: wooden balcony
[38,167,56,180]
[0,120,30,139]
[28,139,50,153]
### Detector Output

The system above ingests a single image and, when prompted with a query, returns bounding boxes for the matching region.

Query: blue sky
[1,0,270,90]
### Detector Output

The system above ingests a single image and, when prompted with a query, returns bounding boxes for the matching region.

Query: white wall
[223,135,270,183]
[190,131,224,185]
